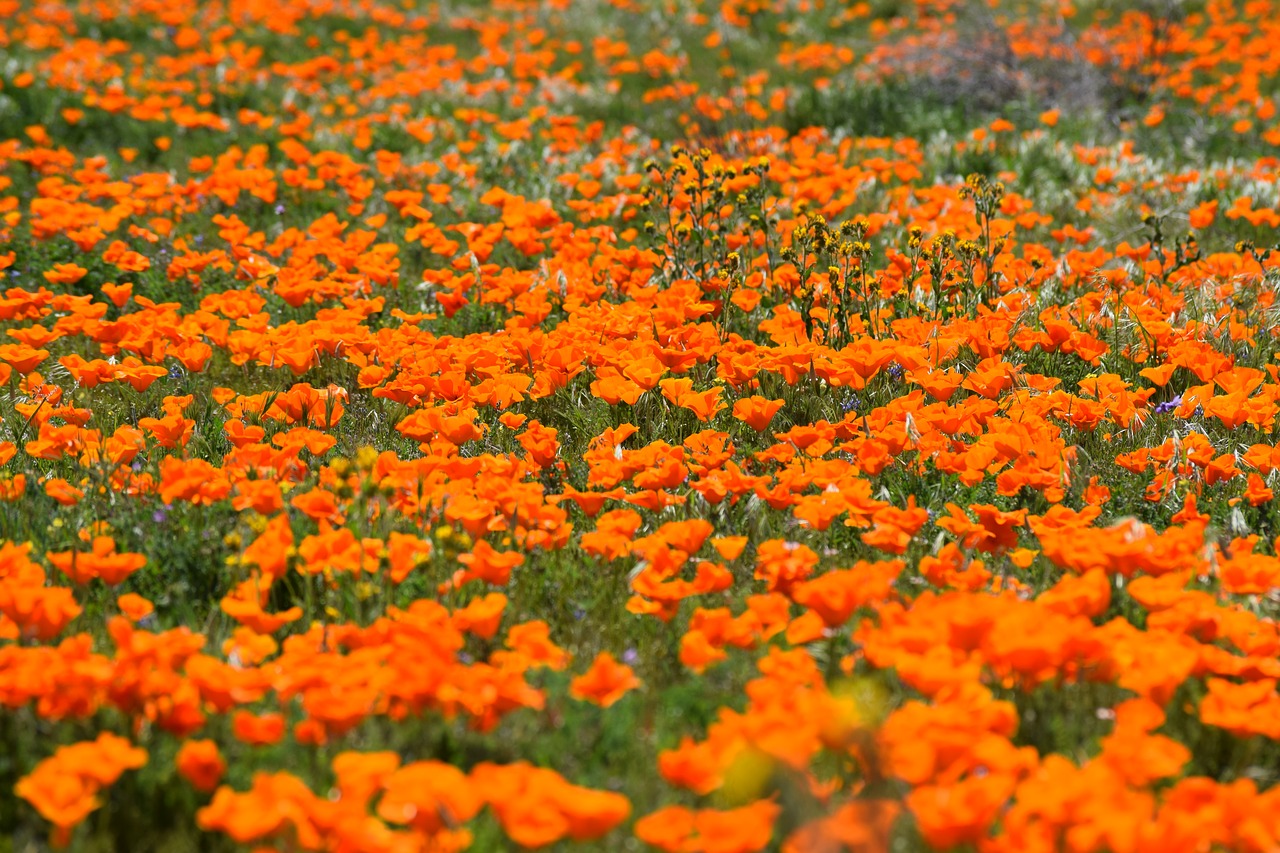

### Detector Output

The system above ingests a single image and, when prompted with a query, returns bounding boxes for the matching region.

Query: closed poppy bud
[176,740,225,793]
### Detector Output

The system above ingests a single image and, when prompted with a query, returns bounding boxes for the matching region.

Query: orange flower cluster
[15,733,147,848]
[4,0,1280,849]
[195,753,628,852]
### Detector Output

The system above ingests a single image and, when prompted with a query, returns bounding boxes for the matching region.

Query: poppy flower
[570,652,641,707]
[42,263,88,285]
[116,593,154,623]
[377,760,482,833]
[16,733,147,847]
[452,592,508,639]
[732,396,785,431]
[176,741,226,793]
[635,800,780,853]
[232,711,286,747]
[456,540,525,586]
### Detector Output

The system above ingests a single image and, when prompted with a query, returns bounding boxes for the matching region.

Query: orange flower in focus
[101,281,133,307]
[0,343,50,375]
[732,396,785,431]
[711,535,749,561]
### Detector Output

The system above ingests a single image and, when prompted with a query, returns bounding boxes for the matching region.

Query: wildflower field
[5,0,1280,849]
